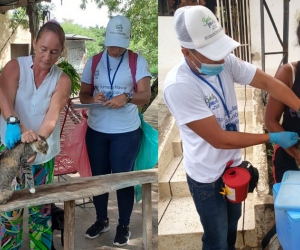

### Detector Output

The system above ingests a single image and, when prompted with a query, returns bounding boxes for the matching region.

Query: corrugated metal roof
[65,34,95,41]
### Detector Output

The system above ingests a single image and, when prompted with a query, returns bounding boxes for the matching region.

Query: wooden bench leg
[64,200,75,250]
[142,183,152,250]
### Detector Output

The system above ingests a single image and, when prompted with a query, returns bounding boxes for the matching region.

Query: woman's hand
[21,130,40,163]
[27,153,37,163]
[102,93,127,109]
[21,129,39,144]
[94,92,107,103]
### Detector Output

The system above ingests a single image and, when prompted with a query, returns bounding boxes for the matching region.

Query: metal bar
[264,52,285,55]
[216,0,220,21]
[235,0,242,58]
[263,0,284,47]
[240,0,245,60]
[219,0,225,31]
[260,0,266,105]
[246,0,251,62]
[282,0,289,64]
[228,0,233,47]
[260,0,265,72]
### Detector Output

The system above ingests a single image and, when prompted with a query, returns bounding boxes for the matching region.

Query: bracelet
[124,93,133,103]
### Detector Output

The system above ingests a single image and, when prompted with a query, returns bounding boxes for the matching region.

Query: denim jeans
[186,174,242,250]
[86,126,141,226]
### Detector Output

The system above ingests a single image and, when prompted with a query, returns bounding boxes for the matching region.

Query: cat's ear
[38,135,46,141]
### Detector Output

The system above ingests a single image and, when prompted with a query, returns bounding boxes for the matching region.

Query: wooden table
[0,169,158,250]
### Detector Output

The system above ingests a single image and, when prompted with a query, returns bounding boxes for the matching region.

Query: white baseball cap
[104,15,131,49]
[174,6,240,61]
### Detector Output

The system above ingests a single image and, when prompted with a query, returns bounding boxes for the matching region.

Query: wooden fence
[0,169,158,250]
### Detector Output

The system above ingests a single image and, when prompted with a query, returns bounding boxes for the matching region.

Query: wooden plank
[0,169,157,212]
[142,183,152,250]
[64,200,75,250]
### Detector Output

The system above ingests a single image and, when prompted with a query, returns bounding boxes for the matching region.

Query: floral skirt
[0,148,55,250]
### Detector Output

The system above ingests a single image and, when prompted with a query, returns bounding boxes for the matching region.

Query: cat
[51,203,64,250]
[0,136,48,204]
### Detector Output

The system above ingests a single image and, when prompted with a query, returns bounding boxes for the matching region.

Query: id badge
[226,123,237,131]
[106,91,113,100]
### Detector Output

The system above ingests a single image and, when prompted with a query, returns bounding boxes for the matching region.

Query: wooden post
[142,183,152,250]
[64,200,75,250]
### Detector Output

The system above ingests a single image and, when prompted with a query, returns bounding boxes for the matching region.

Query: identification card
[226,123,237,131]
[106,90,113,100]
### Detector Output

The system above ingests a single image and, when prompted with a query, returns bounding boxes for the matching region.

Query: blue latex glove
[269,132,298,149]
[5,123,21,149]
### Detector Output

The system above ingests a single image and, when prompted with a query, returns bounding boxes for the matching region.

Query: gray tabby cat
[0,136,48,204]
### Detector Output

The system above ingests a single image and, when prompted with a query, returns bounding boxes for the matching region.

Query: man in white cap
[163,5,300,250]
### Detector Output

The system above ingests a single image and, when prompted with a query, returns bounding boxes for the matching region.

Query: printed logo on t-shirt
[205,93,220,110]
[97,85,128,100]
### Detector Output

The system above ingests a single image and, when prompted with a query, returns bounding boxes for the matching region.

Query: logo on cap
[202,15,222,41]
[115,23,123,32]
[109,23,126,36]
[202,16,217,29]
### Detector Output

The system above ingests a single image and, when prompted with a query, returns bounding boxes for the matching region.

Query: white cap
[174,6,240,61]
[104,15,131,49]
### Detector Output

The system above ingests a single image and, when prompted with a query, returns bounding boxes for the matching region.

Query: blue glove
[5,123,21,149]
[269,132,298,149]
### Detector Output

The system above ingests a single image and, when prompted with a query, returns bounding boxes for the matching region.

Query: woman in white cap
[164,5,300,250]
[79,15,152,246]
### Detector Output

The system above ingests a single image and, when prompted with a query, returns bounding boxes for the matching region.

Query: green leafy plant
[57,61,81,96]
[266,142,275,157]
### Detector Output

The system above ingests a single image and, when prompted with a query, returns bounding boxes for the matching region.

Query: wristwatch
[124,93,133,103]
[6,116,20,124]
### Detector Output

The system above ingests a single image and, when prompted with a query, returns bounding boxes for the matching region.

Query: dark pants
[187,174,241,250]
[86,126,141,226]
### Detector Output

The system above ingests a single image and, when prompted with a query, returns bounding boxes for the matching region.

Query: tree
[60,21,106,58]
[9,0,157,71]
[80,0,158,71]
[9,3,53,54]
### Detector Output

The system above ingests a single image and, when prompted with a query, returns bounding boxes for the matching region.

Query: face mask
[189,50,225,76]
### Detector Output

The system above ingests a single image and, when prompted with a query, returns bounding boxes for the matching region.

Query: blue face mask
[189,50,225,76]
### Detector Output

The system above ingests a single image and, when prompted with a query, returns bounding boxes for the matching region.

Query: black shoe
[113,224,131,246]
[85,219,110,239]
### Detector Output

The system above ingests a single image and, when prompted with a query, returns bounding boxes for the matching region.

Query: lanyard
[188,63,231,119]
[106,50,125,91]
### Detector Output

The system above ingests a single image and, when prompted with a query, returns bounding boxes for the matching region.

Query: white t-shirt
[163,53,257,183]
[81,50,152,133]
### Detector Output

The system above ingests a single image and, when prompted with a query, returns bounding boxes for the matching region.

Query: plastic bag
[134,113,158,203]
[64,119,92,177]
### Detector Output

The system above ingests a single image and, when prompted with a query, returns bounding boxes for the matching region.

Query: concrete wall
[0,13,31,69]
[250,0,300,76]
[158,16,182,86]
[65,40,87,75]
